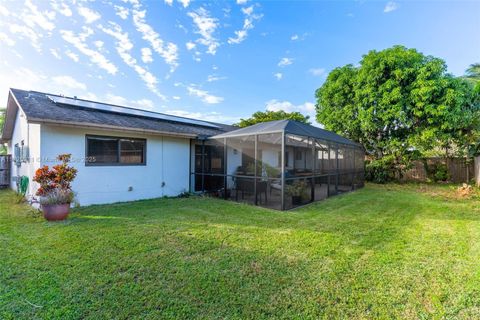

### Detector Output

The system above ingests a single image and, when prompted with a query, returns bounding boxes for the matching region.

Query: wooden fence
[399,157,473,183]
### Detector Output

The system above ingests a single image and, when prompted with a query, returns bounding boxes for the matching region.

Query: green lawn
[1,184,480,319]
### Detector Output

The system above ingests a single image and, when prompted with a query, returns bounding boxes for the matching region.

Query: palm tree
[465,63,480,83]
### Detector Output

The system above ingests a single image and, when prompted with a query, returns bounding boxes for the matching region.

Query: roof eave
[0,89,21,141]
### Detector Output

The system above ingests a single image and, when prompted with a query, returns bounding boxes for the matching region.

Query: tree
[316,46,480,179]
[465,63,480,83]
[236,110,310,128]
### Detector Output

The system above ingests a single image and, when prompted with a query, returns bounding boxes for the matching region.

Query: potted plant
[33,154,77,221]
[286,180,309,205]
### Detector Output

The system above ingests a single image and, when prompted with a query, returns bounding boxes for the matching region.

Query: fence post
[474,156,480,187]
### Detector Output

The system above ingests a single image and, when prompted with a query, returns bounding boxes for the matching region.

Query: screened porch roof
[210,120,361,147]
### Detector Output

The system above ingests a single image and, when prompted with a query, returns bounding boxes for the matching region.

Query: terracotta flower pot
[42,203,70,221]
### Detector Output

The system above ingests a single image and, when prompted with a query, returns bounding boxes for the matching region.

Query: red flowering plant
[33,154,78,205]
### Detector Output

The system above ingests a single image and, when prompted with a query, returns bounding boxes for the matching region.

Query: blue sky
[0,0,479,125]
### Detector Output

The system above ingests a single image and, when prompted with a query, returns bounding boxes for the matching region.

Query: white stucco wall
[40,125,191,206]
[8,109,41,197]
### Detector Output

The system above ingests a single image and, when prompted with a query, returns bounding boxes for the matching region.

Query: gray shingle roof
[7,89,235,138]
[211,119,361,147]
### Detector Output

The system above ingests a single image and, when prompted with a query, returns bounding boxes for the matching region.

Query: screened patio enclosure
[191,120,365,210]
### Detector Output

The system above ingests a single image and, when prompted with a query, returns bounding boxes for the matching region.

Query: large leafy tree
[236,110,310,128]
[465,63,480,83]
[316,46,480,170]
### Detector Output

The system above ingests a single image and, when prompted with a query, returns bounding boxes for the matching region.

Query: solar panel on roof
[46,95,219,129]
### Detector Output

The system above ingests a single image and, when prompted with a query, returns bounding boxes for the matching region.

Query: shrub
[365,159,394,184]
[424,161,450,182]
[286,180,309,199]
[33,154,77,204]
[433,163,449,182]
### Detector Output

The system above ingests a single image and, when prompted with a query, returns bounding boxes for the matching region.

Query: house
[0,88,364,209]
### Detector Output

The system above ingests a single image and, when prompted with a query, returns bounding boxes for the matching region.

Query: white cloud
[228,5,262,45]
[207,74,226,82]
[23,0,56,32]
[132,5,179,71]
[114,5,129,19]
[141,47,153,63]
[186,85,223,104]
[175,0,190,8]
[99,22,164,99]
[0,67,89,104]
[172,96,181,100]
[228,30,247,44]
[52,75,86,90]
[0,67,46,103]
[236,0,249,4]
[188,7,219,55]
[273,72,282,80]
[309,68,325,76]
[165,0,190,6]
[8,24,41,51]
[278,57,293,67]
[186,41,196,50]
[50,1,72,17]
[131,98,155,110]
[0,4,9,16]
[65,50,79,62]
[290,32,308,41]
[265,99,316,119]
[94,40,104,49]
[78,6,101,24]
[60,29,118,74]
[50,48,61,59]
[242,6,254,15]
[0,32,15,46]
[384,1,399,13]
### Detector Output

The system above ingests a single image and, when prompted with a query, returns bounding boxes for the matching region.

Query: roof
[211,119,361,147]
[1,89,235,141]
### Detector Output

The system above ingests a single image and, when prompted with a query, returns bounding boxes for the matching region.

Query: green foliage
[2,185,480,318]
[236,110,310,128]
[365,158,395,183]
[433,164,449,182]
[423,161,450,182]
[285,180,309,198]
[465,63,480,83]
[316,46,480,173]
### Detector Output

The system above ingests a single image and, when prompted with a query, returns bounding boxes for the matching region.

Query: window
[86,135,146,166]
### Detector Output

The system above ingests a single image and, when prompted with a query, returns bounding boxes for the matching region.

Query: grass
[1,184,480,319]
